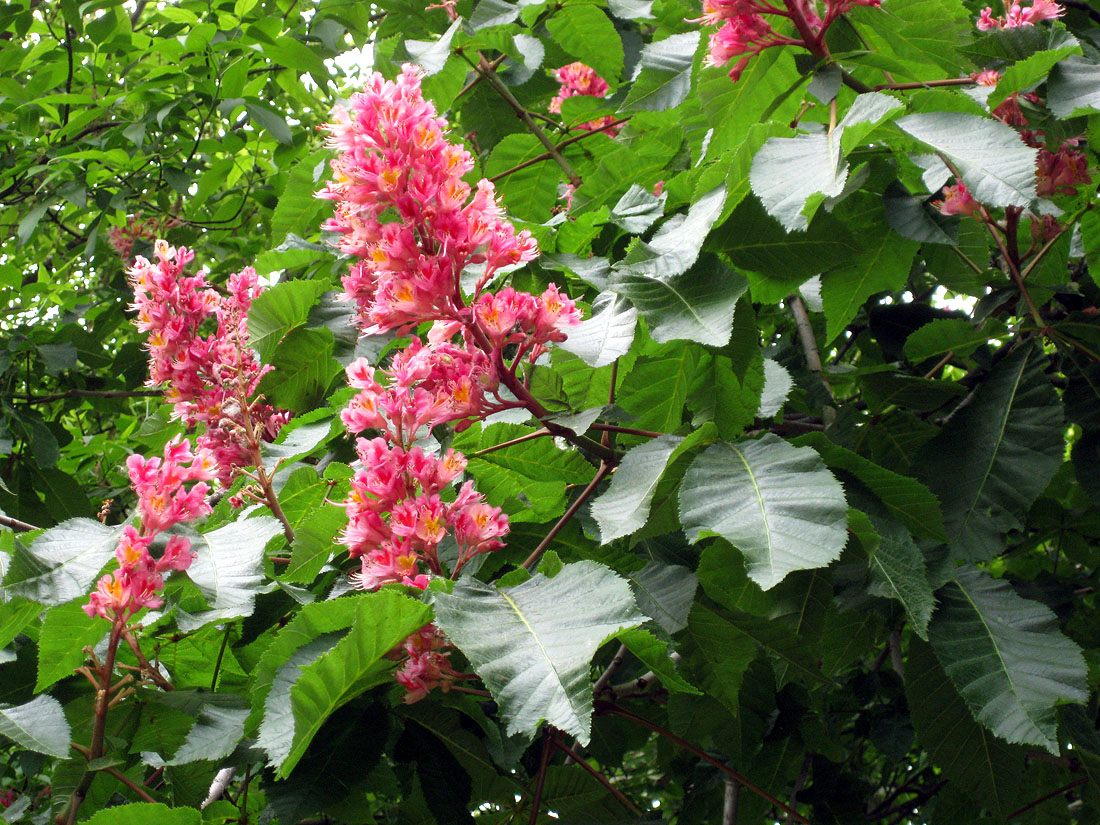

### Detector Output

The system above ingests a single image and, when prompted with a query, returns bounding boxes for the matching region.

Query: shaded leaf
[0,694,70,758]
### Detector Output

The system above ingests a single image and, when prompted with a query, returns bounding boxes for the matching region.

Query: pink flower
[976,0,1063,29]
[1037,144,1091,197]
[549,63,620,136]
[935,183,981,217]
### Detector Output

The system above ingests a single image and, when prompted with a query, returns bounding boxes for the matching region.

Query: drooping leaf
[615,186,726,279]
[620,31,701,112]
[853,511,935,640]
[917,345,1063,560]
[178,516,283,631]
[894,112,1038,206]
[903,318,996,362]
[616,627,700,694]
[433,561,646,744]
[750,132,847,232]
[247,280,329,363]
[679,435,848,590]
[1046,55,1100,118]
[929,565,1087,753]
[0,694,71,758]
[545,5,623,82]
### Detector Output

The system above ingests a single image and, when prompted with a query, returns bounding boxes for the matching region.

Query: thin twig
[588,423,662,438]
[0,513,38,531]
[873,77,975,91]
[12,389,161,403]
[592,644,628,697]
[549,733,642,817]
[598,702,810,824]
[102,766,157,803]
[472,429,551,457]
[488,117,631,183]
[522,462,611,570]
[528,731,553,825]
[211,624,232,690]
[1007,777,1087,819]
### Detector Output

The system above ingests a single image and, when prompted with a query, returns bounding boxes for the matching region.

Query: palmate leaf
[679,435,848,590]
[929,566,1087,753]
[917,345,1063,560]
[433,561,646,744]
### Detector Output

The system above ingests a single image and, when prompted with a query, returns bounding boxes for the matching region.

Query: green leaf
[930,566,1087,753]
[142,695,249,767]
[679,435,848,590]
[277,589,431,776]
[35,601,109,691]
[894,112,1038,207]
[680,603,758,711]
[245,101,294,145]
[179,516,283,631]
[590,434,685,543]
[617,343,699,433]
[79,803,201,825]
[620,32,700,112]
[1046,56,1100,118]
[687,352,765,441]
[257,327,342,413]
[820,202,920,343]
[987,33,1081,109]
[470,0,519,29]
[0,694,71,758]
[758,358,792,419]
[615,186,726,279]
[794,432,946,542]
[611,253,748,347]
[883,180,957,245]
[851,0,970,75]
[903,318,995,362]
[546,5,623,82]
[404,18,462,75]
[270,150,331,245]
[855,511,935,640]
[617,627,700,694]
[433,561,646,744]
[906,639,1026,819]
[261,410,338,471]
[608,184,666,234]
[247,280,328,362]
[1,519,120,606]
[556,292,637,368]
[917,345,1063,560]
[749,132,847,232]
[627,560,698,635]
[485,134,560,222]
[0,598,40,650]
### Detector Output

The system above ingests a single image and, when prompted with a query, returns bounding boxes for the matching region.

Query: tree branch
[521,461,611,570]
[787,293,833,399]
[549,733,642,817]
[13,389,162,404]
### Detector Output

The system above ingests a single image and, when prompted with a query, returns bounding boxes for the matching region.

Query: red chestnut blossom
[976,0,1063,30]
[129,241,289,484]
[549,62,620,136]
[85,438,215,621]
[935,182,981,217]
[1036,143,1091,197]
[319,65,584,702]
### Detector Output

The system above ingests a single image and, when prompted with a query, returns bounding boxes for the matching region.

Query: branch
[1007,777,1087,820]
[13,389,161,404]
[0,513,38,532]
[592,644,628,697]
[462,52,583,187]
[787,294,833,399]
[521,461,611,570]
[488,117,631,183]
[472,428,551,457]
[527,731,553,825]
[873,77,975,91]
[597,702,810,824]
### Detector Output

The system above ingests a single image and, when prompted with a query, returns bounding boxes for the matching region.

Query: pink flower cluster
[108,216,158,261]
[549,62,620,137]
[1037,142,1091,198]
[977,0,1063,30]
[318,65,583,701]
[130,241,289,485]
[694,0,880,81]
[85,438,215,621]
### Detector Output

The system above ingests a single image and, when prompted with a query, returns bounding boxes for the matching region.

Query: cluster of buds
[129,241,290,486]
[549,62,620,136]
[318,64,583,701]
[108,216,160,261]
[977,0,1063,30]
[85,438,216,621]
[692,0,880,82]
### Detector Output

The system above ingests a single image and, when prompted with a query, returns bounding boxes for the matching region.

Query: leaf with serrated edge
[557,292,637,368]
[680,436,848,590]
[434,561,646,744]
[591,435,684,543]
[0,695,71,758]
[929,565,1087,753]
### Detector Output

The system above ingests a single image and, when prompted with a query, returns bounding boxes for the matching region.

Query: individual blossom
[976,0,1063,30]
[84,438,215,622]
[549,62,620,136]
[129,241,290,484]
[1036,142,1091,197]
[935,182,982,217]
